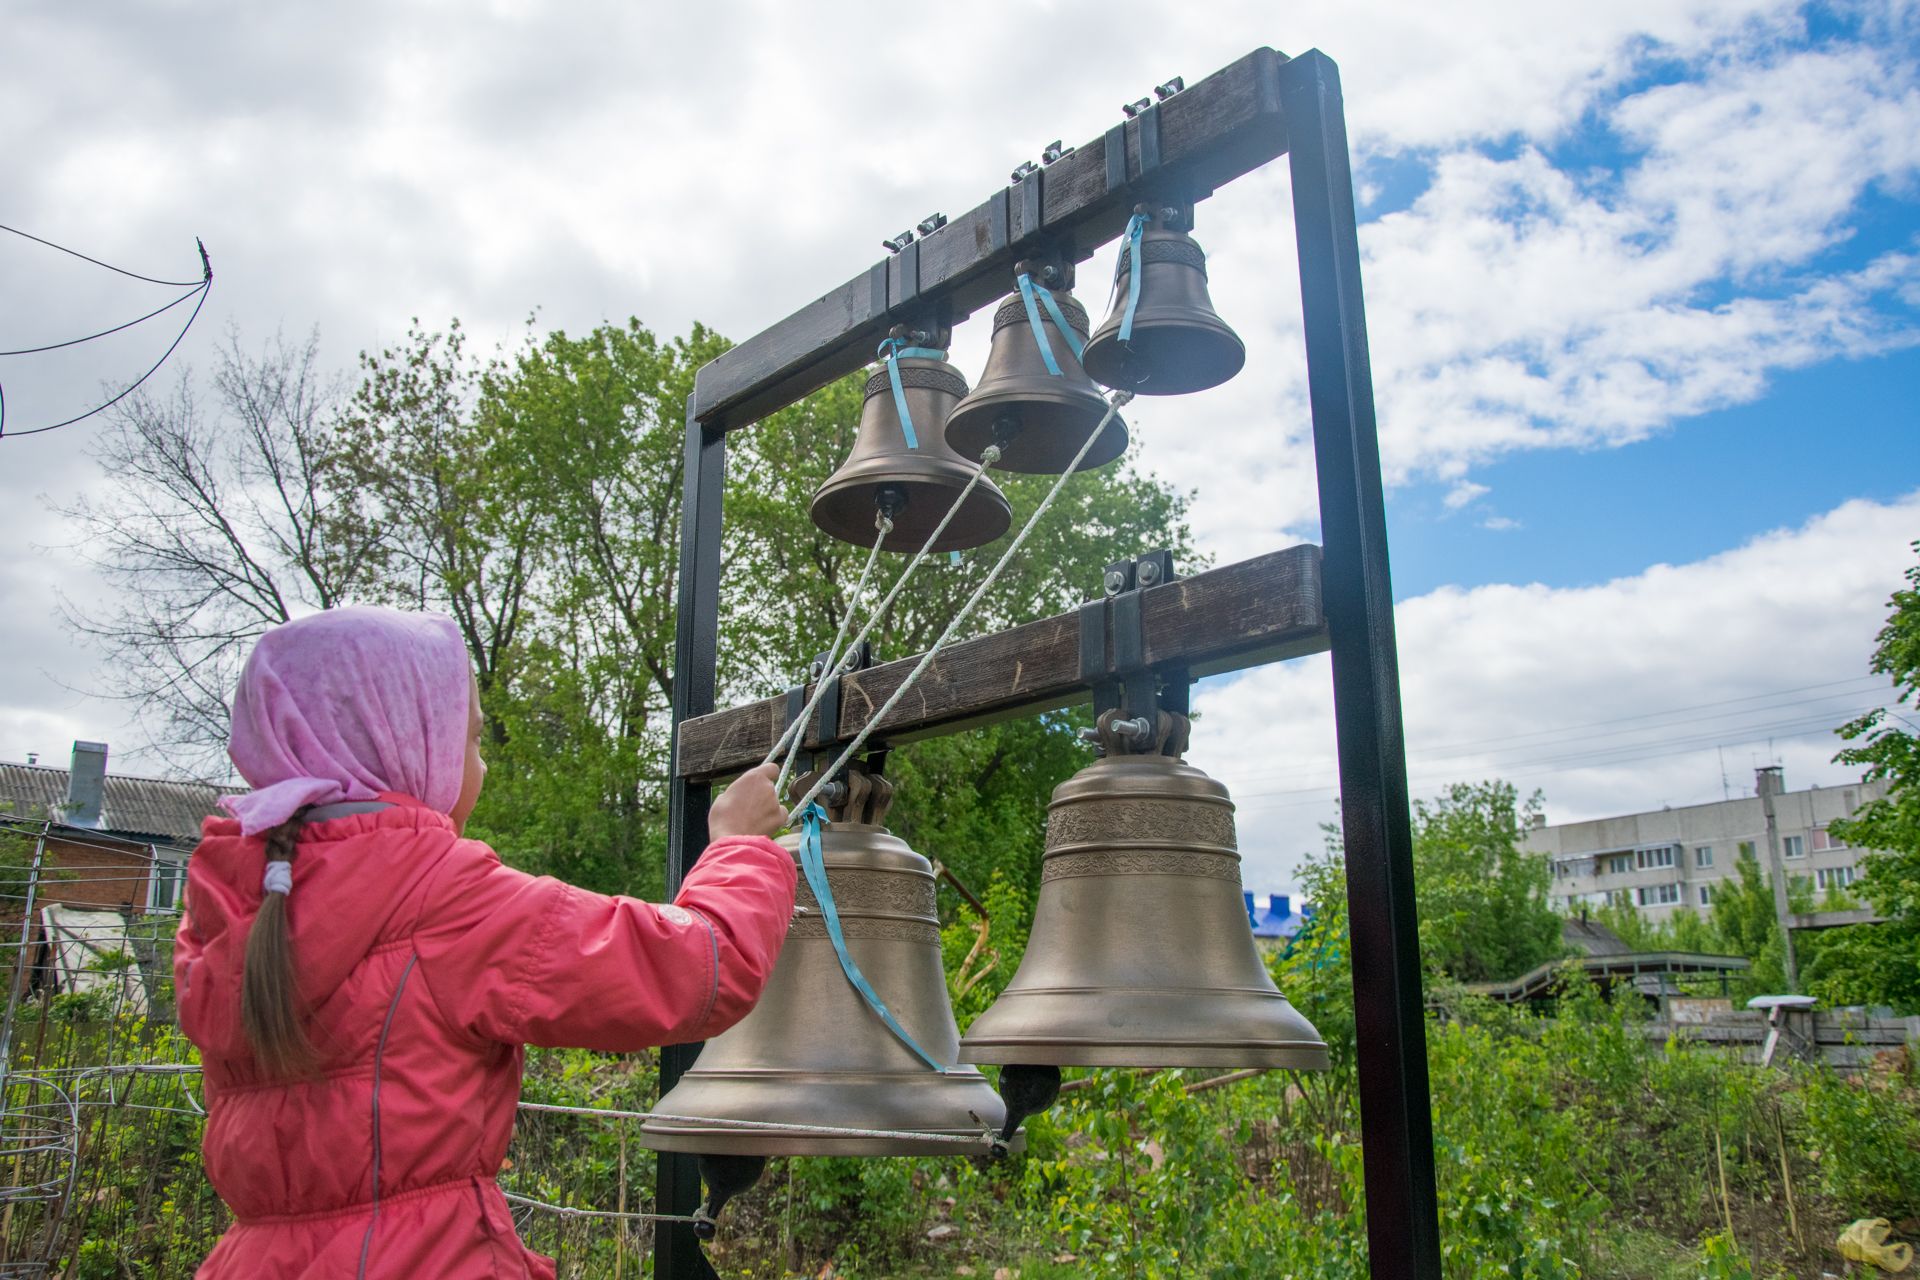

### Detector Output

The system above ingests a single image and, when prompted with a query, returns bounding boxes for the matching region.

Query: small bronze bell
[959,711,1328,1070]
[944,282,1128,474]
[641,766,1013,1165]
[811,347,1012,552]
[1083,206,1245,396]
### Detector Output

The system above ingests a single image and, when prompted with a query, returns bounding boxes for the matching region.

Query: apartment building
[1522,767,1887,921]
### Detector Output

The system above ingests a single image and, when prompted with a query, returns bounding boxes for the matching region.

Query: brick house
[1,741,228,921]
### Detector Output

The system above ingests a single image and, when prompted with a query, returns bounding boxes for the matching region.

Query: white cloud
[1444,481,1490,511]
[1190,490,1920,895]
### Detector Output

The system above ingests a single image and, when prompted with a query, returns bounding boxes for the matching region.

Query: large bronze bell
[960,711,1328,1070]
[641,767,1012,1161]
[944,284,1128,474]
[1083,206,1245,396]
[811,349,1012,552]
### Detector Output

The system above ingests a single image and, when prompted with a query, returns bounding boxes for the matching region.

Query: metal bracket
[1077,550,1185,730]
[779,640,876,774]
[889,237,923,310]
[994,161,1048,259]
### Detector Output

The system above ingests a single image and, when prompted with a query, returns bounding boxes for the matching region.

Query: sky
[3,1,1917,895]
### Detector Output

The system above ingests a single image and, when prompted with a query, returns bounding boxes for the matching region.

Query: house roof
[0,760,230,847]
[1562,915,1632,957]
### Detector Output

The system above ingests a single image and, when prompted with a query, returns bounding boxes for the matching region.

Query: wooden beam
[689,47,1292,430]
[675,543,1325,780]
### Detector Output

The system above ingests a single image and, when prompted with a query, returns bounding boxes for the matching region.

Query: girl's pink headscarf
[220,606,473,835]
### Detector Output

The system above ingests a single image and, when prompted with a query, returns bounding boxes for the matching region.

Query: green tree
[1808,542,1920,1011]
[1412,781,1564,983]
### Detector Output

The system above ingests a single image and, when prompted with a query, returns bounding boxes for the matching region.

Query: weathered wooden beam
[675,543,1325,780]
[689,47,1292,430]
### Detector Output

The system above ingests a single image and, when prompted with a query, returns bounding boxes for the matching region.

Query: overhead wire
[0,223,208,289]
[0,227,213,440]
[1219,676,1891,786]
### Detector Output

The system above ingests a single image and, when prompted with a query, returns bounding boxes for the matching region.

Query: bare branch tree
[52,328,381,774]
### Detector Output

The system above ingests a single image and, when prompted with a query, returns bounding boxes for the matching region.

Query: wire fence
[0,819,680,1277]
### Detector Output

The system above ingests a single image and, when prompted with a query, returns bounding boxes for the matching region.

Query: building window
[1783,835,1805,859]
[1636,845,1676,871]
[148,856,187,913]
[1698,884,1715,906]
[1636,883,1681,907]
[1816,866,1857,890]
[1694,845,1714,868]
[1604,853,1632,876]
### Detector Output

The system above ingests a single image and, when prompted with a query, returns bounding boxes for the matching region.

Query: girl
[175,606,796,1278]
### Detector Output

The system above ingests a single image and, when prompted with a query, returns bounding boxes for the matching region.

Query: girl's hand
[708,763,787,841]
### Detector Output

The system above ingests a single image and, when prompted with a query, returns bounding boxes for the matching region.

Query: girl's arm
[412,833,797,1051]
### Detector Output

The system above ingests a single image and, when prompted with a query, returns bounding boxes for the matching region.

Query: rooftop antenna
[1718,746,1730,801]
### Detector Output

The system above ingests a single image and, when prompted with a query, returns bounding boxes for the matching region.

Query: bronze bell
[959,711,1328,1070]
[944,285,1128,474]
[811,349,1013,552]
[1083,206,1245,396]
[641,766,1014,1162]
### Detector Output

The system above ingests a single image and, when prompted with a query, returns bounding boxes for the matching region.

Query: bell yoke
[657,172,1324,1240]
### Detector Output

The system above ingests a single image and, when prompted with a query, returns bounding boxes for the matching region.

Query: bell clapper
[874,482,909,525]
[692,1152,769,1240]
[989,1063,1062,1158]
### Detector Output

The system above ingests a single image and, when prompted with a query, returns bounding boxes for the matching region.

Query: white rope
[771,513,891,795]
[762,446,1004,783]
[787,390,1133,825]
[501,1191,697,1224]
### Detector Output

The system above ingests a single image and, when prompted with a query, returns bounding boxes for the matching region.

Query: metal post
[0,824,50,1097]
[657,397,728,1280]
[1756,766,1799,990]
[1279,51,1443,1278]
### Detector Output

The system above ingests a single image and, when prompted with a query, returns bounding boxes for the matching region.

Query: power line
[0,222,207,289]
[1229,705,1884,808]
[0,283,207,356]
[1215,677,1889,787]
[0,276,212,440]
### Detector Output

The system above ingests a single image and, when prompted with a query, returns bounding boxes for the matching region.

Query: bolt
[1136,559,1161,587]
[1104,568,1129,595]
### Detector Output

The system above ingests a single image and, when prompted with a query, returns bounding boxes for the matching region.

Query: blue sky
[1387,342,1919,599]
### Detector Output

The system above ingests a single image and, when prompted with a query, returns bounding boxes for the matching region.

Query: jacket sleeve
[413,835,797,1052]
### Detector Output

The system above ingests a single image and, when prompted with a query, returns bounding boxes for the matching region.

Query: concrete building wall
[1523,773,1887,922]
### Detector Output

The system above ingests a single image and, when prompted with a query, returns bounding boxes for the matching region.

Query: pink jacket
[175,796,796,1278]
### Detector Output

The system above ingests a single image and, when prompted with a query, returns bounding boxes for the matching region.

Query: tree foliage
[64,318,1196,903]
[1410,781,1565,984]
[55,330,381,772]
[1809,541,1920,1011]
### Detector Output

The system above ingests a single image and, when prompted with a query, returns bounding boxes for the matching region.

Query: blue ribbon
[1118,212,1149,343]
[1015,273,1085,378]
[878,340,947,449]
[797,803,948,1073]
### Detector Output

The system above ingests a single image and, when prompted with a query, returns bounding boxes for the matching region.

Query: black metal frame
[658,49,1438,1280]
